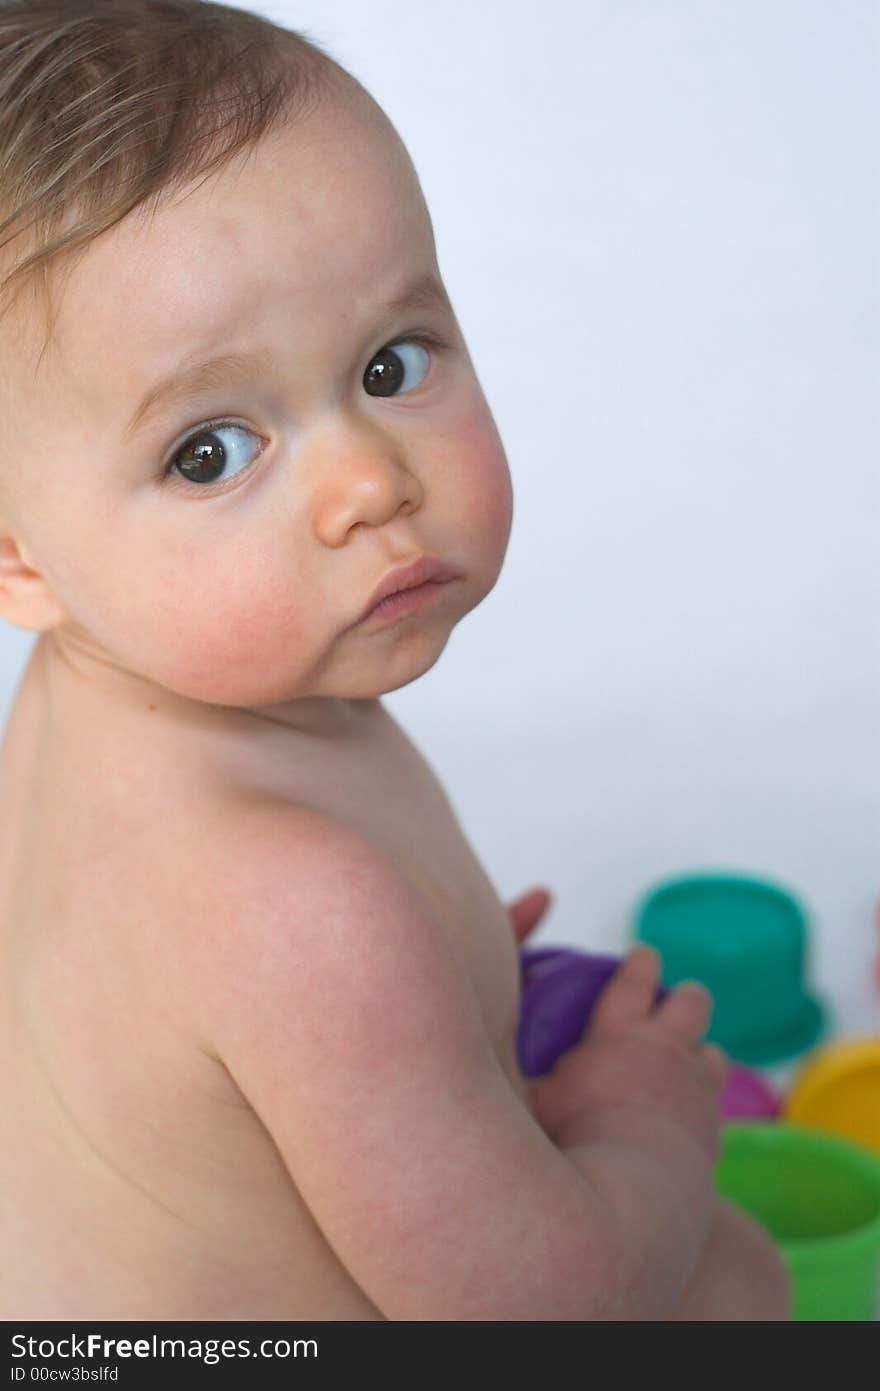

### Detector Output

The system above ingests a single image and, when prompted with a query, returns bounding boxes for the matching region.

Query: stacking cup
[716,1122,880,1320]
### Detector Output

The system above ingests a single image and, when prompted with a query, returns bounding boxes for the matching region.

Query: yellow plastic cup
[716,1123,880,1320]
[783,1039,880,1157]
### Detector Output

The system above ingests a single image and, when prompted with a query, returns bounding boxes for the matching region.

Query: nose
[306,419,424,547]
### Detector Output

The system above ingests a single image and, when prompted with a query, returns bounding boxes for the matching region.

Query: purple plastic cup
[719,1065,780,1120]
[517,945,667,1078]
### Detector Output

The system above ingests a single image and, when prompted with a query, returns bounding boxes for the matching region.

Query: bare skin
[0,636,790,1320]
[0,636,789,1320]
[0,82,789,1320]
[0,635,528,1317]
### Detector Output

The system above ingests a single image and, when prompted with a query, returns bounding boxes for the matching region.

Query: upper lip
[360,554,458,621]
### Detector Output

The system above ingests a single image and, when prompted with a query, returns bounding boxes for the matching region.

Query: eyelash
[162,331,451,498]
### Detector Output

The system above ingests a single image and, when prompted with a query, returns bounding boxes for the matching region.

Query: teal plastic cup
[716,1123,880,1320]
[633,872,826,1066]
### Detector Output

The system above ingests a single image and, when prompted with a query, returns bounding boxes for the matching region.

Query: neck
[32,631,382,742]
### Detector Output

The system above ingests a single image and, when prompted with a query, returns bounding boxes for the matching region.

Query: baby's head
[0,0,512,728]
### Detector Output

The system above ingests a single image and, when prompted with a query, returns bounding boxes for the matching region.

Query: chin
[351,626,456,699]
[378,645,450,696]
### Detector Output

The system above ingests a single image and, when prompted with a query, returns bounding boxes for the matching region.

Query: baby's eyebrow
[122,347,273,442]
[121,271,451,441]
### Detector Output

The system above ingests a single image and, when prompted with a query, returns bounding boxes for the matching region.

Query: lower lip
[361,579,452,625]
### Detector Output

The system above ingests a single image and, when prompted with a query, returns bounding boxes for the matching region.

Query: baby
[0,0,789,1320]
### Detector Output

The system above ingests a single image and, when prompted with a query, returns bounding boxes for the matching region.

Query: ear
[0,532,71,633]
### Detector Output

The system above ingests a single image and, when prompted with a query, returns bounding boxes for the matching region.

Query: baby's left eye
[363,340,431,398]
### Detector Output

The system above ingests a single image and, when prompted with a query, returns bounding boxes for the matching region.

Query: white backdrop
[0,1,876,1038]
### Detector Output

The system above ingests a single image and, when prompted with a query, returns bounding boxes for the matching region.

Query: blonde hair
[0,0,348,365]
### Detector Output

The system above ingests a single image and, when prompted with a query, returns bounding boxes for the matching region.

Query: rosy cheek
[444,409,513,559]
[129,560,313,703]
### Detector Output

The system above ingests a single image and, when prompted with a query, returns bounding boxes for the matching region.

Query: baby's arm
[193,802,722,1321]
[520,938,789,1321]
[527,948,729,1307]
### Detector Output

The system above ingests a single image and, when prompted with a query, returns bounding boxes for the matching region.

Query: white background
[0,1,876,1044]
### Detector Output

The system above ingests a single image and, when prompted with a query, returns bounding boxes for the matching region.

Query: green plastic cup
[716,1123,880,1320]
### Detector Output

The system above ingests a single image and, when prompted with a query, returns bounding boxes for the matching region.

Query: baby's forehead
[5,91,435,410]
[13,222,435,448]
[87,109,420,289]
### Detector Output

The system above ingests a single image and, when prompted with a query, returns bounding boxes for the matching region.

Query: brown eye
[168,422,262,489]
[363,340,431,398]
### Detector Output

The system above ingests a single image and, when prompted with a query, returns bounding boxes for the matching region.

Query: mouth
[358,554,460,625]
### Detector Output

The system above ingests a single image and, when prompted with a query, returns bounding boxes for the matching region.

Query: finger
[587,944,662,1036]
[508,887,553,944]
[654,979,714,1046]
[700,1042,729,1092]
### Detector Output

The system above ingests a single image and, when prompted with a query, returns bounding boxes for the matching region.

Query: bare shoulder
[178,791,472,1063]
[197,790,430,949]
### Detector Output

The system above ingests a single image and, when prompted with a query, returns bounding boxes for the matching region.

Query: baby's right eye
[166,421,265,494]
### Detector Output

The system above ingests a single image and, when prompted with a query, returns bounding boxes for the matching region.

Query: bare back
[0,638,525,1318]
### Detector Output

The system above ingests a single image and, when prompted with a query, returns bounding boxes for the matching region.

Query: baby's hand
[527,945,728,1166]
